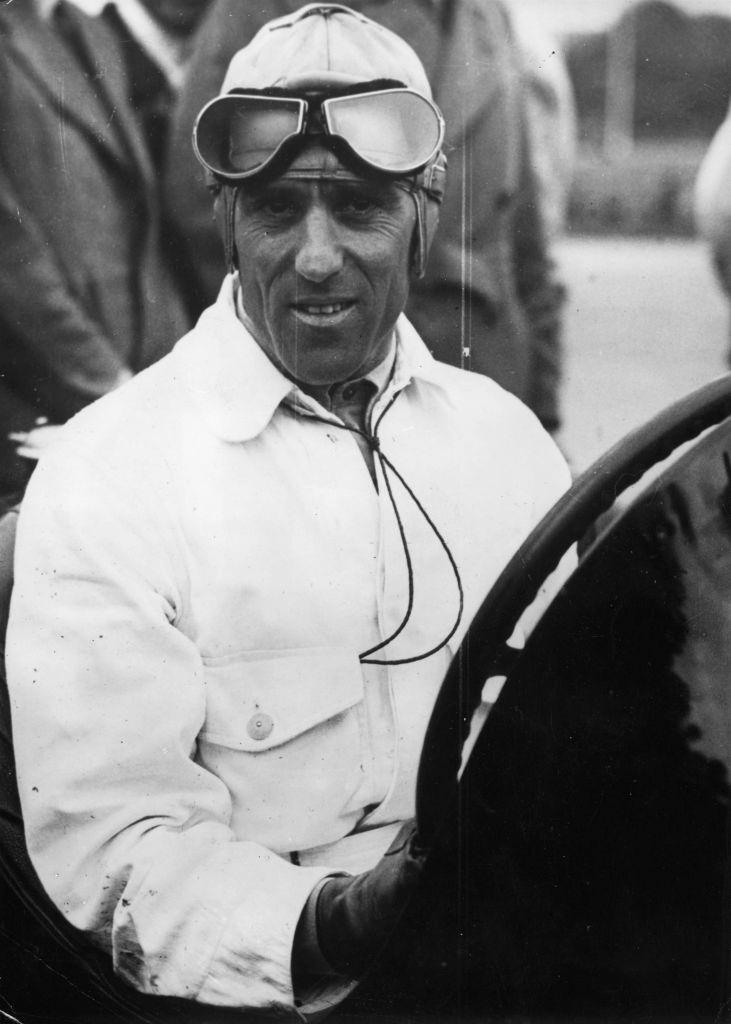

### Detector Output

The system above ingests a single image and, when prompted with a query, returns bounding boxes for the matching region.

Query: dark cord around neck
[309,396,464,666]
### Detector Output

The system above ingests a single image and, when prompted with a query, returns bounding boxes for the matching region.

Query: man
[0,0,194,499]
[164,0,567,433]
[7,5,571,1014]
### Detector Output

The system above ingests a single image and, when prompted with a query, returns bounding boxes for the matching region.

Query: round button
[342,384,356,401]
[247,712,274,741]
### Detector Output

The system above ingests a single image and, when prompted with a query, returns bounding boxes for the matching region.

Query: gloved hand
[293,819,428,982]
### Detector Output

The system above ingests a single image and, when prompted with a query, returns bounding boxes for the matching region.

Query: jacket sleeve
[5,442,332,1011]
[0,159,131,421]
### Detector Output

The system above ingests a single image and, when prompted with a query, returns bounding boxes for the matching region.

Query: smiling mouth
[293,300,355,317]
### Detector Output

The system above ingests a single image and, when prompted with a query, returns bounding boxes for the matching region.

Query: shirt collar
[176,273,445,443]
[358,340,396,396]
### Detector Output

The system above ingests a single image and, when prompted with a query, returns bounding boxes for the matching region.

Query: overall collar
[176,274,446,443]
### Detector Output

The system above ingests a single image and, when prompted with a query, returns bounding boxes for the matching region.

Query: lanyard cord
[308,395,464,666]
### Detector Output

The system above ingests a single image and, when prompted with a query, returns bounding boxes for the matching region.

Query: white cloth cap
[220,3,434,98]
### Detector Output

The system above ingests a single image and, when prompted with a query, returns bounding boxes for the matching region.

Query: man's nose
[295,206,344,282]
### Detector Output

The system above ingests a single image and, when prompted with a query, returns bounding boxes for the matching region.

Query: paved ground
[554,236,729,475]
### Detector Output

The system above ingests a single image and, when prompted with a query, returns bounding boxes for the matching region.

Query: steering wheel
[416,372,731,843]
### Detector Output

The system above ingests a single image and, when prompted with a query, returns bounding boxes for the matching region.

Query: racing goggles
[193,86,445,182]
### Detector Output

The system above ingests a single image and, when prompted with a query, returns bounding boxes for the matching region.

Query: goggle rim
[321,88,446,176]
[193,87,445,182]
[192,93,307,181]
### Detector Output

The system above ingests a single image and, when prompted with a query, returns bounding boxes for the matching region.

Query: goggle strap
[421,154,447,201]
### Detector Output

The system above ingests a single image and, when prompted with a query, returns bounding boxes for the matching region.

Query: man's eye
[339,195,378,217]
[248,194,298,219]
[261,198,297,217]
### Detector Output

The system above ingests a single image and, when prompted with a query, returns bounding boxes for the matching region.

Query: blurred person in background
[694,97,731,362]
[67,0,214,167]
[164,0,569,434]
[510,10,577,242]
[508,10,576,447]
[0,0,211,503]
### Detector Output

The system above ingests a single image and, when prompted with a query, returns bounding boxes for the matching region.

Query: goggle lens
[195,95,304,177]
[323,91,443,174]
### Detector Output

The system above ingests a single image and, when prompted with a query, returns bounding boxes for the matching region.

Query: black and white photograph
[0,1,729,1021]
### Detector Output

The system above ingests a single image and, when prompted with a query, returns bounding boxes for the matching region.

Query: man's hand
[8,421,65,461]
[294,820,428,982]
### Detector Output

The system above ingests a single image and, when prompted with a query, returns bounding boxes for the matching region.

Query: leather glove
[294,819,428,981]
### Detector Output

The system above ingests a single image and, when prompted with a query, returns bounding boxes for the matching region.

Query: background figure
[694,97,731,361]
[508,13,577,436]
[164,0,569,432]
[511,12,577,242]
[0,0,209,501]
[70,0,211,167]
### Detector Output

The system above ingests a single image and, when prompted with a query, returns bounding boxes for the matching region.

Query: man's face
[233,147,416,392]
[139,0,211,36]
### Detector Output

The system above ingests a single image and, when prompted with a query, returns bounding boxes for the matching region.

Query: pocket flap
[201,646,364,751]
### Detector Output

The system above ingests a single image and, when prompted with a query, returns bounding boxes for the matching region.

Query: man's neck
[296,354,393,412]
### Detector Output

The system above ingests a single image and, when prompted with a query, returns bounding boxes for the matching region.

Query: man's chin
[283,351,379,393]
[291,365,359,390]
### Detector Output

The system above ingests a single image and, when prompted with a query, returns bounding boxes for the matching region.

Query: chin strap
[395,153,447,279]
[223,185,240,272]
[412,189,430,280]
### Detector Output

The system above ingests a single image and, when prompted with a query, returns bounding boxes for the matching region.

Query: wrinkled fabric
[7,276,572,1012]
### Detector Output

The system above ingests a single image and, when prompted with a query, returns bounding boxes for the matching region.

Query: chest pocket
[198,646,367,850]
[200,645,364,751]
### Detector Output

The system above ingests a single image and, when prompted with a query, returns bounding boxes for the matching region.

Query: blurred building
[505,0,731,36]
[520,0,731,237]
